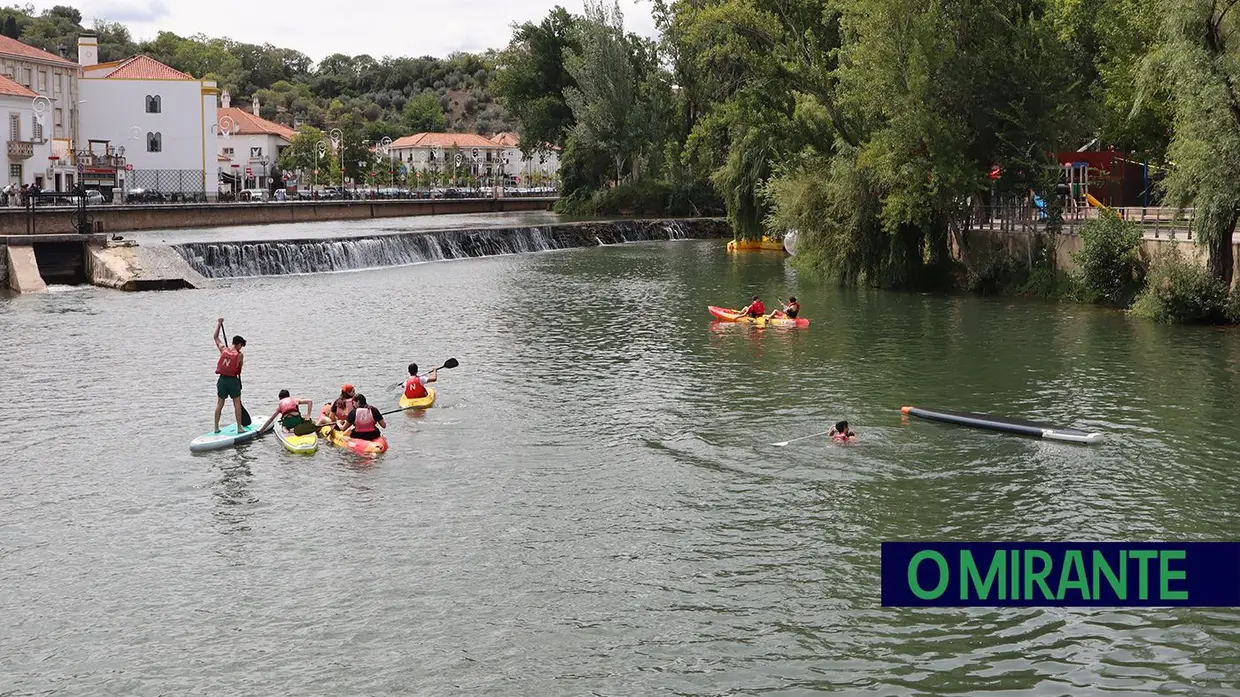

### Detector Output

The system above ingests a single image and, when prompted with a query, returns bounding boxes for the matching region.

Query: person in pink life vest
[828,420,857,442]
[343,394,387,441]
[212,317,247,433]
[317,384,357,428]
[402,362,439,399]
[261,389,314,433]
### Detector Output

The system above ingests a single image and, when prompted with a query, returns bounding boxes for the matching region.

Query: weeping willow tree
[1139,0,1240,286]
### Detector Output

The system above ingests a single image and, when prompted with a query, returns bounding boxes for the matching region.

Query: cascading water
[173,219,729,278]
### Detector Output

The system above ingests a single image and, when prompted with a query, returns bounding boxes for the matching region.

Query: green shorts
[281,414,306,430]
[217,375,242,400]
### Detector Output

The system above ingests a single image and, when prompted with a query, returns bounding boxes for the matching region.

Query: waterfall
[173,219,730,278]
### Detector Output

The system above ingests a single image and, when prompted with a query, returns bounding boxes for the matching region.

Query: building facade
[0,34,80,191]
[77,35,217,199]
[389,132,504,185]
[216,92,294,194]
[0,74,52,194]
[489,132,561,187]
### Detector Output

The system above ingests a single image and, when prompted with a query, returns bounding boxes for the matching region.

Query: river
[3,235,1239,695]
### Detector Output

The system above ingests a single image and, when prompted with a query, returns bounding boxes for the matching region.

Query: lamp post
[259,155,270,193]
[328,127,343,192]
[378,136,393,189]
[315,140,327,197]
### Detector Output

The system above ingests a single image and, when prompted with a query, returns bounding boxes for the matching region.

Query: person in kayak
[828,420,856,442]
[318,384,357,427]
[262,389,314,432]
[212,317,247,433]
[737,295,765,318]
[403,362,439,400]
[768,297,800,320]
[343,394,387,441]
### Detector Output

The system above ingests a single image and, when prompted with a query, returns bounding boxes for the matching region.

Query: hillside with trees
[0,3,516,140]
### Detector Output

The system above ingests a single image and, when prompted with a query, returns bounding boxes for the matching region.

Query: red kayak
[708,305,810,328]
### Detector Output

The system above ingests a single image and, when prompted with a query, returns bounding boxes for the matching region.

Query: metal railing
[970,202,1195,240]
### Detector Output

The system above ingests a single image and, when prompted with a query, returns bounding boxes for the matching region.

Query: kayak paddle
[291,404,427,436]
[389,357,460,390]
[771,428,840,447]
[222,320,252,427]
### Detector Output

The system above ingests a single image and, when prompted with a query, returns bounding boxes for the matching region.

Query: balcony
[8,140,33,159]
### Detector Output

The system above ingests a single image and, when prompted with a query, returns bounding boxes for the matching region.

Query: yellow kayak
[398,387,436,409]
[319,424,389,454]
[727,237,787,252]
[276,425,318,454]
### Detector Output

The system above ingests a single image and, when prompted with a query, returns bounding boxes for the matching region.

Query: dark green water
[2,239,1239,694]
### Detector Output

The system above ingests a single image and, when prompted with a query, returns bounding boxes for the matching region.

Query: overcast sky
[26,0,661,61]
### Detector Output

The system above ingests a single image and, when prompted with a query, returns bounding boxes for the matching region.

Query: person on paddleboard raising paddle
[403,362,438,400]
[737,295,765,318]
[212,318,247,433]
[343,394,387,441]
[319,384,357,428]
[828,420,856,442]
[262,389,313,432]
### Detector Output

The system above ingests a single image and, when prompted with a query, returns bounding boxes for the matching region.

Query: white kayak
[189,420,270,453]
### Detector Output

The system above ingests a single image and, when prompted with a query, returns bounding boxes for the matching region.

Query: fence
[970,201,1195,240]
[127,169,208,203]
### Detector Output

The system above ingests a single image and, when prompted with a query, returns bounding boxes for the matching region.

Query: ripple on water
[3,240,1240,694]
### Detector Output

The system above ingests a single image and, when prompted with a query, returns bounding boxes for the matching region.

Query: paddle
[771,425,857,447]
[222,320,252,427]
[389,357,460,390]
[291,404,424,436]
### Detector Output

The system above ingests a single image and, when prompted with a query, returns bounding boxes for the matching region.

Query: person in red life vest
[828,420,856,442]
[318,384,357,427]
[261,389,313,432]
[212,317,247,433]
[403,362,439,399]
[343,394,387,441]
[736,295,765,318]
[767,296,800,320]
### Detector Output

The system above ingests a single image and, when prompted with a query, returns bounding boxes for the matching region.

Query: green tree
[278,125,330,180]
[493,6,579,153]
[403,91,448,132]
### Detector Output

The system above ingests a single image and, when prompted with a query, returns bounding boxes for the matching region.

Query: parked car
[238,188,268,202]
[125,188,166,203]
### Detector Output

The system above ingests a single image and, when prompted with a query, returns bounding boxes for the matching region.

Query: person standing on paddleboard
[212,317,247,433]
[343,394,386,441]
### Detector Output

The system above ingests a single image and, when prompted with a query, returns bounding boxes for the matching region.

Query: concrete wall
[960,228,1240,286]
[0,196,557,235]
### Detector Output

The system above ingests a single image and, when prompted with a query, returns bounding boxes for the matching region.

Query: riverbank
[1,216,730,292]
[0,196,557,236]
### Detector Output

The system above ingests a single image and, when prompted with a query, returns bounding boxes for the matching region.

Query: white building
[0,73,52,192]
[389,132,504,184]
[77,34,217,199]
[216,91,294,194]
[0,33,81,191]
[489,132,561,186]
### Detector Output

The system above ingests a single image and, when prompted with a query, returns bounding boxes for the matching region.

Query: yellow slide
[1084,193,1107,210]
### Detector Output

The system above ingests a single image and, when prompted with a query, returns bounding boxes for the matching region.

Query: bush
[1130,246,1230,324]
[554,179,723,217]
[1071,214,1146,306]
[1226,282,1240,323]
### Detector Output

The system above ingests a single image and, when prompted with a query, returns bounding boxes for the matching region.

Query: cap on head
[341,384,354,394]
[278,389,290,399]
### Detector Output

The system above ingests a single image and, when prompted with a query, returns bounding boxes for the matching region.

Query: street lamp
[379,136,393,188]
[328,127,342,191]
[259,155,270,192]
[315,140,327,196]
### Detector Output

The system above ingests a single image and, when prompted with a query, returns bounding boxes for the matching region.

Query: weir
[172,218,730,278]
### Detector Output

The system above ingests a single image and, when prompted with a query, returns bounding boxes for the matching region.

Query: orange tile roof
[217,107,296,140]
[86,55,195,80]
[391,132,499,150]
[0,73,37,98]
[0,35,76,66]
[490,132,520,147]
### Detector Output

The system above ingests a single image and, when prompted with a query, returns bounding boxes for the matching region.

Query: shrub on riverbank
[1071,215,1146,306]
[555,179,723,217]
[1131,246,1230,324]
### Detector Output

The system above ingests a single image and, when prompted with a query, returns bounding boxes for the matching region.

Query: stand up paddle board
[190,420,271,453]
[901,406,1103,444]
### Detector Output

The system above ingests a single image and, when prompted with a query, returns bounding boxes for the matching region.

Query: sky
[25,0,662,61]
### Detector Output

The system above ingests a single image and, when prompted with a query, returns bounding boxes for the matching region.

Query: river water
[3,237,1240,695]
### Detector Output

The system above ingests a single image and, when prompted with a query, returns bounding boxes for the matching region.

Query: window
[31,114,41,142]
[54,108,62,128]
[147,131,162,153]
[223,147,234,157]
[9,164,21,183]
[37,70,46,92]
[22,67,30,86]
[53,73,61,96]
[9,113,19,141]
[250,146,263,158]
[145,95,161,113]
